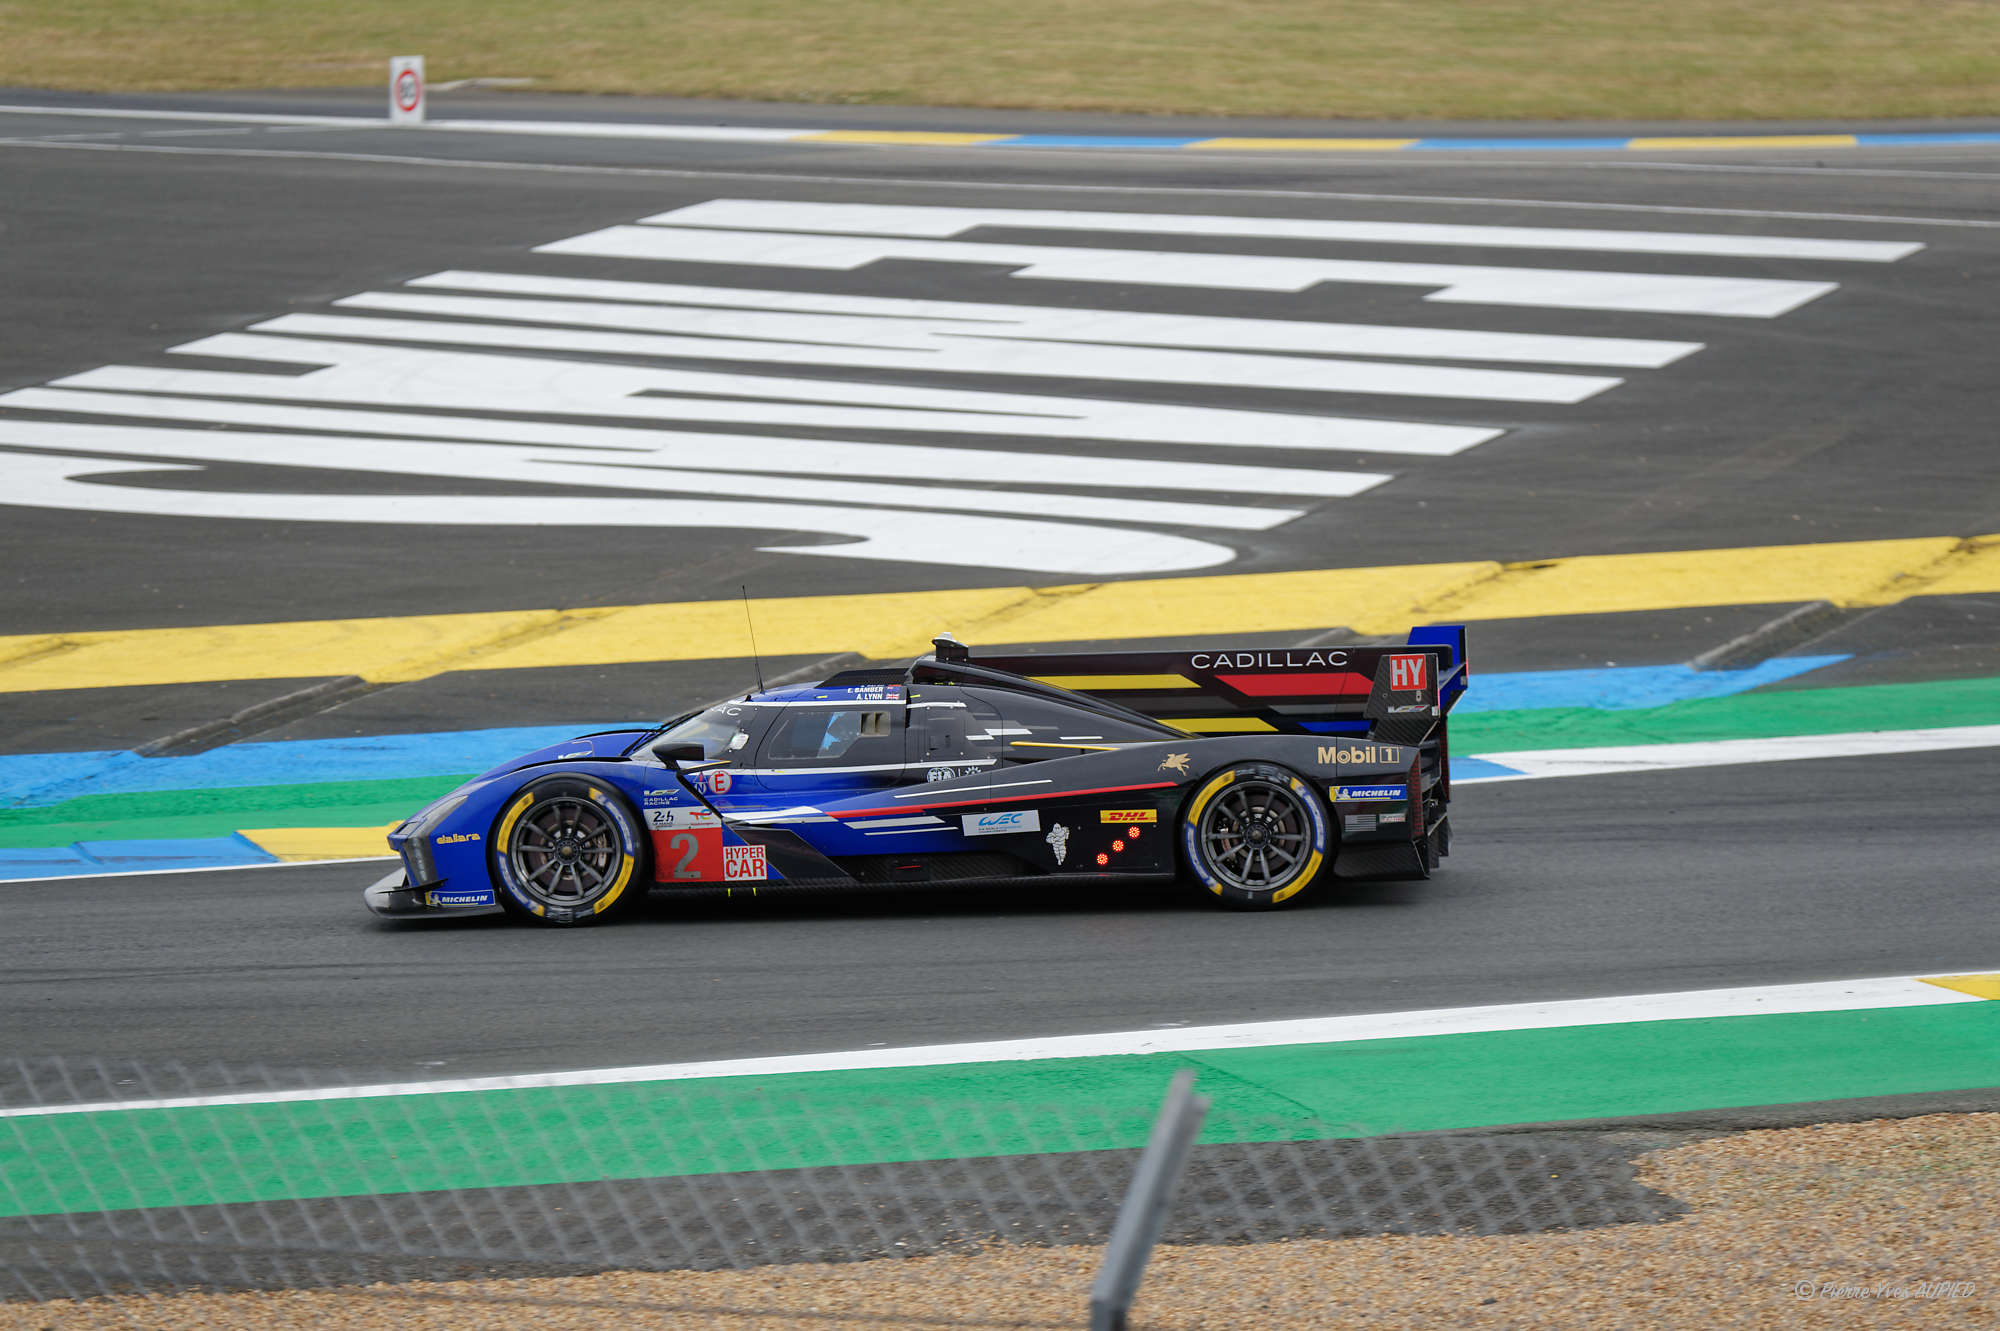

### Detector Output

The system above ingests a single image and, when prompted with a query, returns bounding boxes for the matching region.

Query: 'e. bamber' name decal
[1318,744,1404,765]
[1190,650,1349,670]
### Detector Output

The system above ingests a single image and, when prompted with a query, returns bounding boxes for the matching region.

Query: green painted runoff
[6,1002,1995,1218]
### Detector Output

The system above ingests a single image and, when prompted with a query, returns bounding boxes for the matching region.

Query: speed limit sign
[389,55,425,124]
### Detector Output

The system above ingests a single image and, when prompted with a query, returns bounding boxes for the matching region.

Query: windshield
[650,704,754,761]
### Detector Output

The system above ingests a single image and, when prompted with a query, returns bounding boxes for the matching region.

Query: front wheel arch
[1177,761,1332,910]
[488,775,650,927]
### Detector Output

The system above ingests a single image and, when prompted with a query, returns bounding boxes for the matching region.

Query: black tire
[1178,761,1331,910]
[489,776,649,927]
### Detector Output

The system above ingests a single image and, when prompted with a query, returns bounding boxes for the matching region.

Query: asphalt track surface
[7,747,1997,1086]
[3,91,1998,1088]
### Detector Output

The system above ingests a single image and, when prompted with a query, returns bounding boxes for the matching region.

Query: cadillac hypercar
[364,627,1467,925]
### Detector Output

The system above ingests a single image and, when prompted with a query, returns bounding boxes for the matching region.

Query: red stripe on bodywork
[1215,671,1371,697]
[832,781,1180,819]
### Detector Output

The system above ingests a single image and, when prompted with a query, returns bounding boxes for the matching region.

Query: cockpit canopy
[647,673,1174,773]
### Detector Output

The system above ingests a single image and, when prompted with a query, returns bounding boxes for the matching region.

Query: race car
[364,626,1467,925]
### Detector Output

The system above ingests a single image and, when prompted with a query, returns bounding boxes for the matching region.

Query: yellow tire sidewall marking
[1184,769,1237,895]
[1269,774,1325,904]
[495,791,543,915]
[586,786,637,915]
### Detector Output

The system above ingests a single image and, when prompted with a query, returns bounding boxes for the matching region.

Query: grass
[0,1,1995,121]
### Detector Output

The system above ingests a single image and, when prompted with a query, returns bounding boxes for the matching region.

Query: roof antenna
[741,585,767,696]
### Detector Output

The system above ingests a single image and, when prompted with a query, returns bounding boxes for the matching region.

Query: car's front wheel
[1179,762,1329,909]
[490,777,647,926]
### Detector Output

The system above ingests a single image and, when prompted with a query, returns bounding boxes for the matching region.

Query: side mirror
[651,741,707,764]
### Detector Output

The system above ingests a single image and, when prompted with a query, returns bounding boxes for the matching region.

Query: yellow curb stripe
[1888,534,2000,601]
[798,130,1014,145]
[239,823,399,862]
[1919,973,2000,1000]
[1628,135,1860,150]
[3,534,1997,696]
[1419,536,1965,623]
[1187,137,1418,151]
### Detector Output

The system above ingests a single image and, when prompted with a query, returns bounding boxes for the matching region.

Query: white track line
[0,104,380,128]
[2,973,1984,1119]
[1464,724,2000,782]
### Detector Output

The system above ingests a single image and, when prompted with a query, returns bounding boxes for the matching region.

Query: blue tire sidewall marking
[1291,773,1331,860]
[1181,770,1235,894]
[1182,765,1327,896]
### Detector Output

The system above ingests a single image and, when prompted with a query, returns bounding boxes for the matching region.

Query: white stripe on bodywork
[723,806,833,825]
[894,778,1052,799]
[730,760,993,775]
[731,701,909,710]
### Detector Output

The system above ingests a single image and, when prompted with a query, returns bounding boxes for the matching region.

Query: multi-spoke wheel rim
[507,797,624,909]
[1198,779,1311,892]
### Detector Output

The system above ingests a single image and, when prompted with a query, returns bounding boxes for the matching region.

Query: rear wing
[975,625,1468,744]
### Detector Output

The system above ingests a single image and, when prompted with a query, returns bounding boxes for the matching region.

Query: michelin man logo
[1045,822,1070,865]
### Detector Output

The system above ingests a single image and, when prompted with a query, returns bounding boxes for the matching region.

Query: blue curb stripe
[1448,757,1526,782]
[1,724,631,808]
[1452,656,1844,715]
[1,835,277,880]
[1855,131,2000,146]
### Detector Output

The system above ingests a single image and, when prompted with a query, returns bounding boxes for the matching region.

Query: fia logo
[1045,823,1070,865]
[1389,653,1428,692]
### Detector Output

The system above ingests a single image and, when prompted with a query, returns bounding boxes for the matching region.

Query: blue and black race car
[365,627,1468,925]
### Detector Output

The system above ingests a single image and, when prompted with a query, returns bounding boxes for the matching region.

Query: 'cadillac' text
[1190,650,1349,670]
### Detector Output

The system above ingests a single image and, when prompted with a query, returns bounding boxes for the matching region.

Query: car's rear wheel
[490,776,647,926]
[1179,762,1329,909]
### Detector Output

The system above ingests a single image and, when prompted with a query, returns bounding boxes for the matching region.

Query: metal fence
[2,1057,1990,1327]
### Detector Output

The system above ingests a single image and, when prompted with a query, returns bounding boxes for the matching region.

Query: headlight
[405,792,470,836]
[398,793,471,884]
